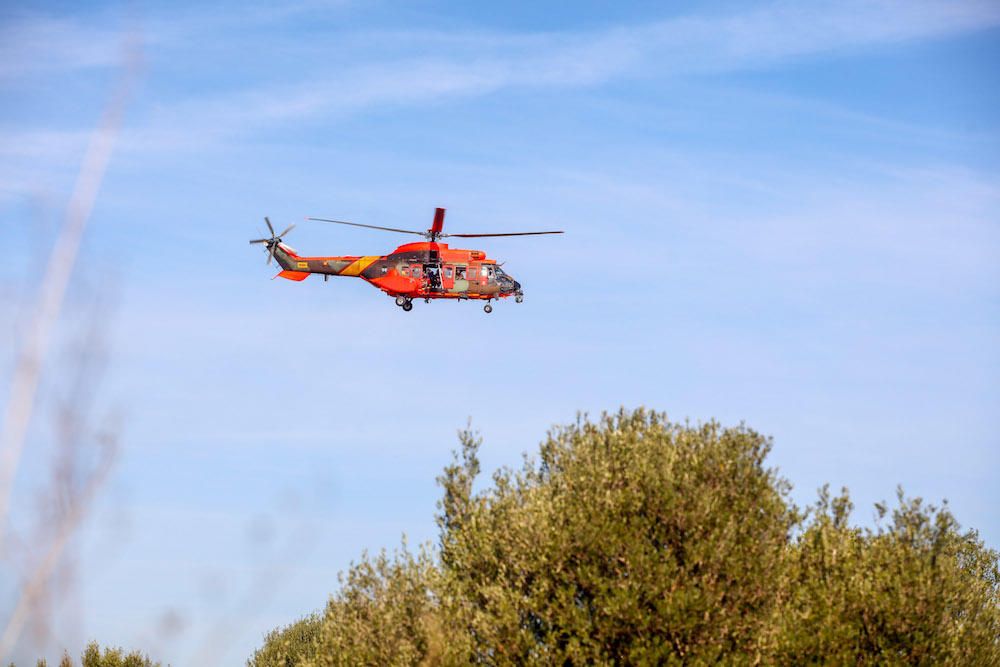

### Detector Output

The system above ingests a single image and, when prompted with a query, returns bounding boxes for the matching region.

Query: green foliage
[20,644,160,667]
[251,408,1000,665]
[775,487,1000,664]
[439,409,796,664]
[247,613,322,667]
[79,642,159,667]
[308,545,444,667]
[249,546,444,667]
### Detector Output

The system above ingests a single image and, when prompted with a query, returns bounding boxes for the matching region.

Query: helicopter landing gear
[395,296,407,307]
[515,294,524,303]
[484,303,493,314]
[402,300,413,312]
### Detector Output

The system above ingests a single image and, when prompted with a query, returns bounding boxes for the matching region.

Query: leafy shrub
[251,409,1000,665]
[21,643,160,667]
[79,642,159,667]
[247,614,322,667]
[249,547,445,667]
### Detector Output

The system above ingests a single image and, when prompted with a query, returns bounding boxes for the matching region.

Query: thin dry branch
[0,35,142,543]
[0,431,118,657]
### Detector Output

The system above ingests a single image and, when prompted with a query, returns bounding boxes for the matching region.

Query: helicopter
[250,208,563,313]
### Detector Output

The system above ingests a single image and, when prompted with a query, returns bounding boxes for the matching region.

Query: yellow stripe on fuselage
[340,255,380,277]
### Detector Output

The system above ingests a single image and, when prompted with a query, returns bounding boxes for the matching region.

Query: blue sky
[2,0,999,663]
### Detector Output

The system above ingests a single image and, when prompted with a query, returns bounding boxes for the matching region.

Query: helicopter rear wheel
[395,296,407,307]
[515,295,523,303]
[402,301,413,312]
[484,304,493,314]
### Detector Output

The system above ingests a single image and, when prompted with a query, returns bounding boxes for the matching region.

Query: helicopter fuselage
[251,207,560,312]
[270,241,522,302]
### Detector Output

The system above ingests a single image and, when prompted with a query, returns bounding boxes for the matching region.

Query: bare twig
[0,31,141,547]
[26,290,115,649]
[0,432,118,657]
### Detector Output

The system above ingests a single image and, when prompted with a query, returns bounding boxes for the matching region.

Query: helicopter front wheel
[402,301,413,312]
[484,303,493,314]
[395,296,407,307]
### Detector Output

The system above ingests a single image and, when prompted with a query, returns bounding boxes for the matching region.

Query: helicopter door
[466,263,481,294]
[424,263,442,292]
[441,265,455,291]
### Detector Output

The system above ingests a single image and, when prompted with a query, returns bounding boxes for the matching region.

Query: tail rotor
[249,216,296,265]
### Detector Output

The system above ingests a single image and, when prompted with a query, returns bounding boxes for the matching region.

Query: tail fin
[431,208,445,236]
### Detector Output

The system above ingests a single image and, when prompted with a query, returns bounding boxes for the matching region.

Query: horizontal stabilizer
[275,270,309,281]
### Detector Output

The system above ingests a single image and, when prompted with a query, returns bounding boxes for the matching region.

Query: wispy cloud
[0,1,355,80]
[634,0,1000,71]
[111,0,1000,155]
[0,15,124,78]
[2,0,999,203]
[7,0,1000,129]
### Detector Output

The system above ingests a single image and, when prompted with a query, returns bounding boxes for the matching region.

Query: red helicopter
[250,208,563,313]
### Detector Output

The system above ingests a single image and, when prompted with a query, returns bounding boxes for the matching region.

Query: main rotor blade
[264,216,275,236]
[444,231,564,238]
[308,217,425,236]
[249,238,269,244]
[277,223,296,238]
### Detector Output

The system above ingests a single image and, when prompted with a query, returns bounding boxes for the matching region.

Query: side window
[456,266,466,280]
[481,266,488,278]
[444,266,453,279]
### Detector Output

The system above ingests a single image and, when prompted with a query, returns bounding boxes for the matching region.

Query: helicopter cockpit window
[380,265,388,275]
[401,266,409,276]
[412,266,422,278]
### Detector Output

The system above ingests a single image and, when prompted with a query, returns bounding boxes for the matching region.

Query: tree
[247,614,322,667]
[437,409,797,664]
[310,545,444,667]
[15,644,160,667]
[250,409,1000,665]
[775,487,1000,664]
[79,641,160,667]
[249,546,445,667]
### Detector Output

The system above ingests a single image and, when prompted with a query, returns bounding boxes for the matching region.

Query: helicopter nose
[497,270,521,296]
